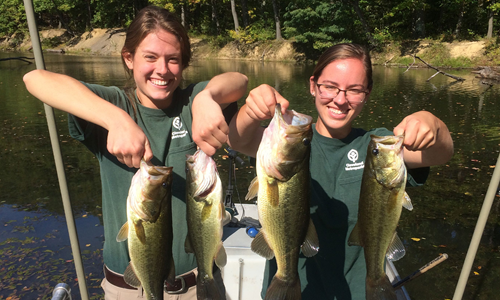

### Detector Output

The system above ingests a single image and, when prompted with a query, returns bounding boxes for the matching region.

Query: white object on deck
[221,203,410,300]
[222,204,266,300]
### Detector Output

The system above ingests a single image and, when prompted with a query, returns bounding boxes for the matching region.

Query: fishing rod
[224,146,245,217]
[392,253,448,289]
[222,147,260,237]
[23,1,89,299]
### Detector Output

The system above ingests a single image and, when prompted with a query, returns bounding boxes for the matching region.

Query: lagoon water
[1,52,500,299]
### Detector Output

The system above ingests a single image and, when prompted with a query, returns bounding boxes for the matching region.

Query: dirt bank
[1,28,488,65]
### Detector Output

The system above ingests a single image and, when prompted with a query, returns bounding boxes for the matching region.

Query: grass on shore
[372,38,500,69]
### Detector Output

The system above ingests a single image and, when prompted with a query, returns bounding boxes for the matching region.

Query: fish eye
[302,138,311,146]
[372,148,379,156]
[162,182,167,188]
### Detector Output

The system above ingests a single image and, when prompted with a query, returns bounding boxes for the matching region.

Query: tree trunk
[347,0,377,46]
[86,0,92,31]
[231,0,240,32]
[414,8,425,38]
[211,0,221,35]
[455,2,465,37]
[180,4,186,28]
[134,0,148,13]
[240,0,249,27]
[487,11,494,39]
[260,1,267,26]
[271,0,282,40]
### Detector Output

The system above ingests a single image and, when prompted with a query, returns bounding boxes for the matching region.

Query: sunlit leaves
[0,0,26,37]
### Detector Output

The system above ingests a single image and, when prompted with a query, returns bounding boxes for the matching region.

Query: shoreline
[0,28,493,69]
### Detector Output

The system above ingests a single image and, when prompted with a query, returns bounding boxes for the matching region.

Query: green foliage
[229,21,275,44]
[208,34,233,49]
[41,36,64,49]
[440,56,474,68]
[484,37,500,64]
[420,42,450,63]
[0,0,496,62]
[372,27,393,47]
[282,0,350,57]
[149,0,176,12]
[0,0,27,38]
[91,1,136,29]
[393,56,415,65]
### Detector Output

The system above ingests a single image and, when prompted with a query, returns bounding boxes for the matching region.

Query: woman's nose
[156,58,169,75]
[333,90,349,105]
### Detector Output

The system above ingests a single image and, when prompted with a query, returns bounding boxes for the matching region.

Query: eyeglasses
[316,83,368,104]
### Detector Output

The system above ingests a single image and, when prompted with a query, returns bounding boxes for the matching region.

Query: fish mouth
[258,104,312,181]
[278,104,313,127]
[371,135,404,154]
[186,150,218,198]
[141,160,172,177]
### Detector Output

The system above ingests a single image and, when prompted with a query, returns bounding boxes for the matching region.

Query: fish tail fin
[197,276,223,300]
[366,275,397,300]
[264,276,301,300]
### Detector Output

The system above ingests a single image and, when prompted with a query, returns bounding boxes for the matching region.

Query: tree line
[0,0,498,57]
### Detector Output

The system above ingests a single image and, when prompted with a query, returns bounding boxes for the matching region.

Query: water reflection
[1,52,500,299]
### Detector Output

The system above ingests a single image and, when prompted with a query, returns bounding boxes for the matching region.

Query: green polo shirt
[68,81,236,276]
[262,125,429,300]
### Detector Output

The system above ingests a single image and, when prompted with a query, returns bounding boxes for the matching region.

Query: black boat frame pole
[23,1,89,299]
[453,152,500,300]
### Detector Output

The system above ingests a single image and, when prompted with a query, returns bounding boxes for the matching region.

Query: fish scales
[185,149,227,300]
[247,104,319,300]
[258,165,310,280]
[348,134,410,300]
[116,160,175,300]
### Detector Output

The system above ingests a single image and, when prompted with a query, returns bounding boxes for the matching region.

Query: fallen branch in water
[403,56,417,73]
[0,57,34,64]
[384,55,394,66]
[404,55,465,82]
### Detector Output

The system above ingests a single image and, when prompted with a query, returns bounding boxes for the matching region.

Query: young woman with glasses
[228,43,453,300]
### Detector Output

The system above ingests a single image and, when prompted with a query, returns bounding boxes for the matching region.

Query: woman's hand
[244,84,289,121]
[227,84,289,157]
[192,90,229,156]
[106,116,153,168]
[394,111,439,151]
[394,111,454,168]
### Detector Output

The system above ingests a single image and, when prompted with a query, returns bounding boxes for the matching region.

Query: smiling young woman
[23,5,248,300]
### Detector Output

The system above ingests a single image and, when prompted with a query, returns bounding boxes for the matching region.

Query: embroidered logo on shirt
[345,149,364,171]
[172,117,187,139]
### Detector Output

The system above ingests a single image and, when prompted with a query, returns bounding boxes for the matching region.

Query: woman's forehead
[138,30,181,51]
[319,58,367,84]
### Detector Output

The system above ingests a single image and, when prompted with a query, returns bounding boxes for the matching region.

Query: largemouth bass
[185,149,228,300]
[246,104,319,300]
[348,135,413,300]
[116,160,175,300]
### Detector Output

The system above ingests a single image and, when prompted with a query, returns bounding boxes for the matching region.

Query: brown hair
[120,6,191,118]
[121,5,191,81]
[311,43,373,90]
